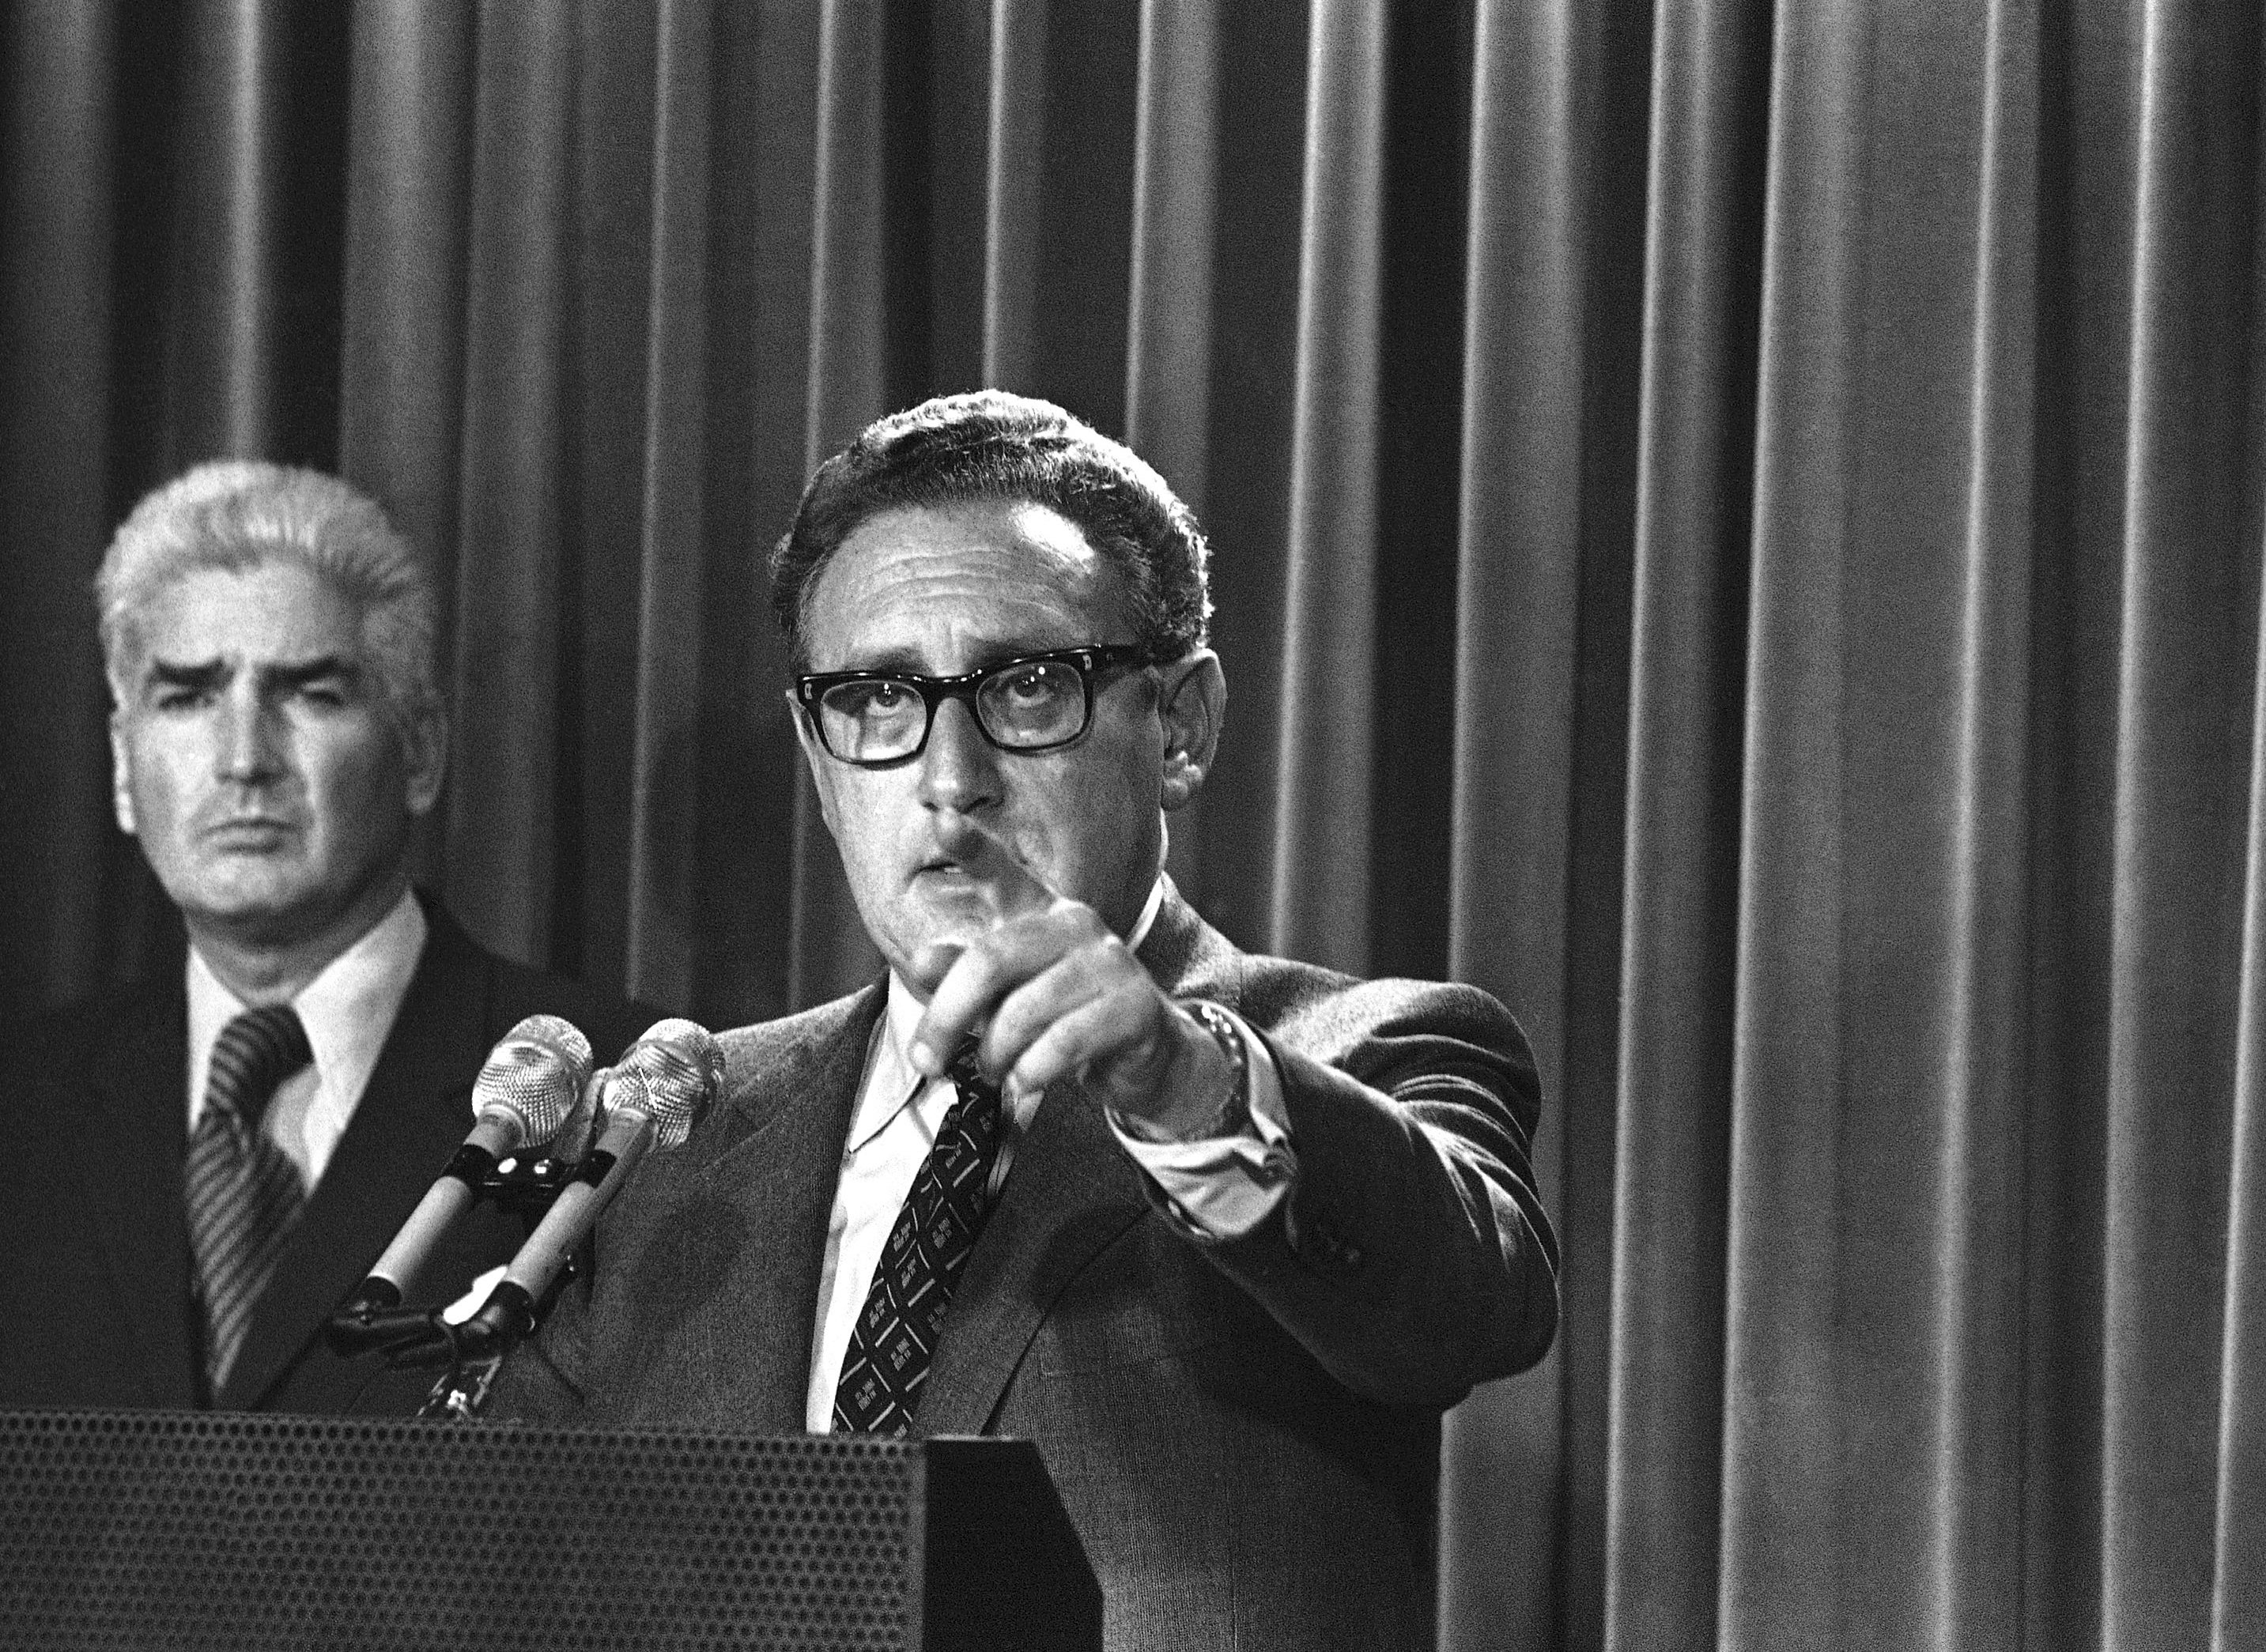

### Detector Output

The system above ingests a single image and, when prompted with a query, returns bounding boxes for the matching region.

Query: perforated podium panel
[0,1411,1098,1650]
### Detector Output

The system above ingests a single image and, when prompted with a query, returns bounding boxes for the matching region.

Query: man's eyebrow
[142,657,361,692]
[837,641,1080,677]
[830,645,929,675]
[255,657,359,692]
[145,658,226,691]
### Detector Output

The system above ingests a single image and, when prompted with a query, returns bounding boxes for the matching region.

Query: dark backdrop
[3,2,2262,1647]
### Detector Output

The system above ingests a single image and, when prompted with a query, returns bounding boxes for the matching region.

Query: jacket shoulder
[713,986,882,1096]
[1239,958,1527,1061]
[1191,931,1529,1071]
[1150,884,1525,1058]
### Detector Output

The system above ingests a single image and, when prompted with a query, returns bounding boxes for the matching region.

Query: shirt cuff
[1107,1002,1298,1243]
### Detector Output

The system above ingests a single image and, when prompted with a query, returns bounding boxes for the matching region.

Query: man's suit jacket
[0,895,655,1416]
[495,884,1558,1652]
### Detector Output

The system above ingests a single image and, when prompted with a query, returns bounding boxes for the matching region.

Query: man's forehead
[804,499,1131,665]
[835,498,1108,577]
[127,560,372,675]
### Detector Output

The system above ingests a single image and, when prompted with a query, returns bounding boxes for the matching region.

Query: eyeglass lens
[818,658,1090,762]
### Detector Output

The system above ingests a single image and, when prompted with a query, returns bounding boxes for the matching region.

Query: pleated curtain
[2,2,2260,1646]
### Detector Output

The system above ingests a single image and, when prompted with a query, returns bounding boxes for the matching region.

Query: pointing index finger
[944,814,1060,922]
[905,820,1060,1077]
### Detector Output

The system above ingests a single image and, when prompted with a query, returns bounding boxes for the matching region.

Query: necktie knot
[943,1042,1004,1148]
[205,1005,314,1131]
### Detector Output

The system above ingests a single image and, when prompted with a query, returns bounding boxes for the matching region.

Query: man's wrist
[1180,1001,1249,1137]
[1117,1002,1246,1142]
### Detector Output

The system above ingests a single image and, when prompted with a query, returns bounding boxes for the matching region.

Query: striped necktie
[833,1047,1006,1436]
[186,1004,313,1397]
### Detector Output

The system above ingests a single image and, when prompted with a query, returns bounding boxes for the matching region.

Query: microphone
[332,1015,592,1333]
[459,1018,722,1353]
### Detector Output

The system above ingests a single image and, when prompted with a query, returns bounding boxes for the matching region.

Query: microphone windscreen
[471,1014,594,1146]
[614,1018,723,1148]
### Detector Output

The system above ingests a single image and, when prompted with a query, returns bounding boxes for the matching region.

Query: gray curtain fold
[621,0,716,1011]
[1269,0,1384,974]
[444,0,574,964]
[0,0,118,1003]
[1718,0,1868,1638]
[339,0,474,650]
[1604,0,1763,1643]
[4,2,2264,1646]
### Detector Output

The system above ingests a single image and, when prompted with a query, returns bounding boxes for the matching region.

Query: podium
[0,1410,1099,1650]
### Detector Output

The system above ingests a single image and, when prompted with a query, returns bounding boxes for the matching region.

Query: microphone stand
[323,1152,580,1417]
[401,1267,557,1421]
[414,1315,513,1422]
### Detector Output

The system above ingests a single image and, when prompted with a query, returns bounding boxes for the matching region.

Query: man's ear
[401,697,449,818]
[1158,651,1225,813]
[787,692,842,836]
[108,715,137,835]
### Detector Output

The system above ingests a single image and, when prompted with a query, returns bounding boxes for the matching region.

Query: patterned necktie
[833,1047,1006,1436]
[186,1004,313,1396]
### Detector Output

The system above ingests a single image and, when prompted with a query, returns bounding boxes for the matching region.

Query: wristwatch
[1181,999,1251,1139]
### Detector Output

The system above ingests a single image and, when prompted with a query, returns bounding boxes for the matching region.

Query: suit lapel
[915,1075,1151,1435]
[77,977,199,1406]
[676,985,882,1431]
[915,881,1243,1435]
[222,912,491,1409]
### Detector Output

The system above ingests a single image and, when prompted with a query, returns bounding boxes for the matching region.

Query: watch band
[1183,999,1251,1139]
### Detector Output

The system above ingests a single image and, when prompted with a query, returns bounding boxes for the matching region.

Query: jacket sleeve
[1184,975,1559,1409]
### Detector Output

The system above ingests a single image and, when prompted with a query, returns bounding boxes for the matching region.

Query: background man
[496,393,1559,1650]
[0,462,650,1415]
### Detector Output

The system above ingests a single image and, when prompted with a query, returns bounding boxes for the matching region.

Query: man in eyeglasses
[497,391,1559,1651]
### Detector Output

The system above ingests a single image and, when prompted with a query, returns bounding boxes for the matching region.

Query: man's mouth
[204,817,296,848]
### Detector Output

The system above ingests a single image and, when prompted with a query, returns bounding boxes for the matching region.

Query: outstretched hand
[906,820,1232,1138]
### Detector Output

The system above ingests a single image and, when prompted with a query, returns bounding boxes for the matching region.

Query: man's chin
[184,896,316,941]
[171,867,332,945]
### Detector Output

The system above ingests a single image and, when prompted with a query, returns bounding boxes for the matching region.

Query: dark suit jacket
[494,884,1558,1651]
[0,895,654,1416]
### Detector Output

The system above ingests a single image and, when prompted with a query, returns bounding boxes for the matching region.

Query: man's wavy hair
[95,462,441,722]
[770,391,1212,670]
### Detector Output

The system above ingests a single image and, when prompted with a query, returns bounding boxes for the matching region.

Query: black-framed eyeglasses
[795,644,1150,767]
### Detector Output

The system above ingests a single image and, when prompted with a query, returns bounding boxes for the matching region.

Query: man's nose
[217,695,286,783]
[916,696,1002,813]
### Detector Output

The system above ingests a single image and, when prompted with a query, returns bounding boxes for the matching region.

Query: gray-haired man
[0,462,650,1414]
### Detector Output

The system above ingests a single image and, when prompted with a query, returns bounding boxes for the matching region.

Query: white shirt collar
[186,888,429,1167]
[848,873,1168,1155]
[1126,875,1165,954]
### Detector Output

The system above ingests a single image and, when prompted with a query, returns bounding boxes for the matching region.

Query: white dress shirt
[184,888,428,1190]
[803,877,1298,1431]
